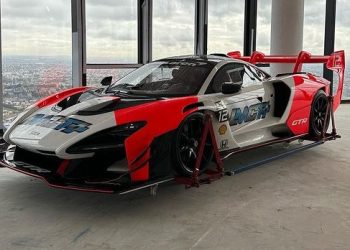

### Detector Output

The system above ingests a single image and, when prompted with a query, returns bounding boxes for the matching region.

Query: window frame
[206,62,265,94]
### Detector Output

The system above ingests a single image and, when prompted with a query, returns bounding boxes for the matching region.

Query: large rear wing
[227,50,345,110]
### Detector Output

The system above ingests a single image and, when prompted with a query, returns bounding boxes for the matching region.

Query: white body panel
[6,97,119,159]
[198,75,297,152]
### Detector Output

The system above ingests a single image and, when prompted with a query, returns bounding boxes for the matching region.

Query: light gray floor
[0,105,350,250]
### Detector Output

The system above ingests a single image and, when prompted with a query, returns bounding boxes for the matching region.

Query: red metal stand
[319,94,340,141]
[175,113,223,188]
[327,96,339,140]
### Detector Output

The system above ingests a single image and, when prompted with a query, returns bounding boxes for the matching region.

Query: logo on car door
[230,102,270,126]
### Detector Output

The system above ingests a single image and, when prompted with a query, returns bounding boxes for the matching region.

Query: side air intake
[273,82,291,118]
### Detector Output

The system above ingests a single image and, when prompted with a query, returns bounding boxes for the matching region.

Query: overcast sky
[2,0,350,63]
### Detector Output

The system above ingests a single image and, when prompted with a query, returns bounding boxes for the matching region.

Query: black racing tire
[172,112,213,177]
[309,90,330,137]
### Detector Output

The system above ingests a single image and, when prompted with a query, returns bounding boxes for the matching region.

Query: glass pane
[335,0,350,100]
[153,0,195,60]
[257,0,272,54]
[303,0,326,54]
[302,0,326,77]
[302,64,323,76]
[2,0,72,127]
[86,0,138,63]
[87,68,135,87]
[208,0,245,55]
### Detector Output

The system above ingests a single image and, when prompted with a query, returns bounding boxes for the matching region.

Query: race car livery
[0,50,345,193]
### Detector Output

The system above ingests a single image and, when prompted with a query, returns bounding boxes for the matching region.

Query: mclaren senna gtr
[0,50,345,193]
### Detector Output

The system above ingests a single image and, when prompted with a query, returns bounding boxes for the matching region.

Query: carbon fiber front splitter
[0,158,117,193]
[0,146,173,195]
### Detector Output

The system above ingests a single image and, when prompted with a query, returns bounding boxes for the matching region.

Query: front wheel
[172,112,213,177]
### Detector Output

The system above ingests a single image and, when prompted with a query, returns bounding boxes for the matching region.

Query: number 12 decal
[217,109,229,122]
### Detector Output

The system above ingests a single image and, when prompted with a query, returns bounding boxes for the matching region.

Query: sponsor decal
[22,114,91,134]
[215,101,226,110]
[30,131,41,136]
[230,102,270,126]
[218,124,228,135]
[217,109,229,123]
[292,118,308,126]
[55,118,91,134]
[220,139,229,150]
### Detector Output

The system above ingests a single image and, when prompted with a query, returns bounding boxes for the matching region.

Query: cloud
[2,0,350,62]
[152,0,195,59]
[207,1,245,54]
[2,0,71,56]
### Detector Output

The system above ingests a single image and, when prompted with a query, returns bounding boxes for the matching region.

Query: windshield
[108,60,214,97]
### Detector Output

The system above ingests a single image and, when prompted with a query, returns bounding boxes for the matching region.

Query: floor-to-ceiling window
[335,0,350,100]
[1,0,72,127]
[256,0,272,74]
[256,0,272,54]
[207,0,245,55]
[153,0,195,60]
[302,0,326,76]
[85,0,138,87]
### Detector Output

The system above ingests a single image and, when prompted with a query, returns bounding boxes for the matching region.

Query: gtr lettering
[292,118,308,126]
[230,102,270,126]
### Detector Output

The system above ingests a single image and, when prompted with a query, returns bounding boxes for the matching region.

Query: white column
[270,0,304,76]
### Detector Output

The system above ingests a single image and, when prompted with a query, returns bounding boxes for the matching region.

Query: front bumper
[0,146,127,194]
[0,148,173,195]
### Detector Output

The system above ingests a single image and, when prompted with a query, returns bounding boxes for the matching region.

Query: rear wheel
[172,113,213,177]
[309,90,330,137]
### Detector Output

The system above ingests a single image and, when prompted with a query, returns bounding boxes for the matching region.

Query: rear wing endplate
[227,50,345,110]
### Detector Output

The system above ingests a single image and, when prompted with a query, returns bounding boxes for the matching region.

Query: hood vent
[52,92,84,112]
[77,99,156,116]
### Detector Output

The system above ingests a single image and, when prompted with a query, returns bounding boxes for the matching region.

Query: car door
[205,62,273,148]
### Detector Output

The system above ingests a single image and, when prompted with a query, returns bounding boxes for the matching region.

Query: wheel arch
[286,76,329,135]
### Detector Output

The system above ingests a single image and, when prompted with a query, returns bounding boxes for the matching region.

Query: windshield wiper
[112,83,135,90]
[109,89,158,99]
[105,83,135,95]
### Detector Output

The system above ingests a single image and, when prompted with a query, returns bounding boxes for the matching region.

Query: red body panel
[114,96,199,182]
[327,51,345,110]
[35,87,89,108]
[286,75,329,135]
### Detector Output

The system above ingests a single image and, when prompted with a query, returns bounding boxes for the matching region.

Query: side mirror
[222,82,242,94]
[101,76,113,86]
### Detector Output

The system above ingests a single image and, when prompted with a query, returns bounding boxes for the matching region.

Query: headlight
[66,121,146,154]
[111,122,147,136]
